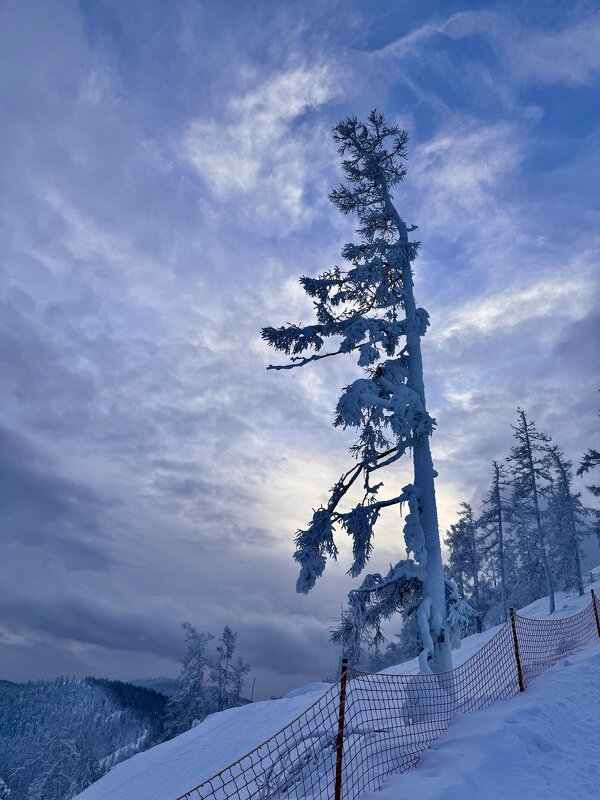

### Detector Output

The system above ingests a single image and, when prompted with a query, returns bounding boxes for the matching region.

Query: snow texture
[367,645,600,800]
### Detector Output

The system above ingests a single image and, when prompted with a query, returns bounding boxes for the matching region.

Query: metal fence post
[509,608,525,692]
[334,658,349,800]
[592,589,600,638]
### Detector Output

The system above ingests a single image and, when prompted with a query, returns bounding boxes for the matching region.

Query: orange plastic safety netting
[174,595,600,800]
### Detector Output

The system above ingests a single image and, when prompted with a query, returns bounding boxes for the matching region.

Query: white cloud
[411,123,522,228]
[509,15,600,86]
[375,11,499,60]
[181,65,338,229]
[438,270,594,342]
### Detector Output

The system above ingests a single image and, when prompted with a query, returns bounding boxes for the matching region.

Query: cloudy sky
[1,0,599,698]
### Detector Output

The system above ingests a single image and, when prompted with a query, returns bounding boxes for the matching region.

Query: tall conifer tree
[263,111,467,672]
[444,502,483,631]
[546,446,586,596]
[479,461,511,622]
[507,408,555,613]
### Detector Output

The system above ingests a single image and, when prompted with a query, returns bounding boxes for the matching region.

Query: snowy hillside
[75,567,600,800]
[0,677,166,800]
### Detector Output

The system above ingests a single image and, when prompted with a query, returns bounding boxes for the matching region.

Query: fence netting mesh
[175,596,600,800]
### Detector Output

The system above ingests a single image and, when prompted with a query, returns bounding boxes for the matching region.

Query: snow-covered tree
[444,502,484,631]
[577,403,600,540]
[164,623,213,738]
[507,408,555,613]
[578,456,600,543]
[331,600,378,670]
[332,587,426,672]
[263,111,462,673]
[578,449,600,499]
[0,779,10,800]
[546,446,587,595]
[25,736,83,800]
[509,502,549,606]
[479,461,511,622]
[164,622,250,738]
[210,626,250,712]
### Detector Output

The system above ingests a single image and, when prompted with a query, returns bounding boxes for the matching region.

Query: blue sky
[1,0,599,697]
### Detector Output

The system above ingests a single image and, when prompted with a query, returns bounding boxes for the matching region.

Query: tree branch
[266,341,369,370]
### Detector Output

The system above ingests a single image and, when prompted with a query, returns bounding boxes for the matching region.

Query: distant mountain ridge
[130,676,180,697]
[0,676,167,800]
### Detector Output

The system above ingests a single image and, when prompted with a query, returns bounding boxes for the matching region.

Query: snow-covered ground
[76,568,600,800]
[368,643,600,800]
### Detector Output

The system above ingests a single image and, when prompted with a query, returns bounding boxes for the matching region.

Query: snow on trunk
[390,191,451,673]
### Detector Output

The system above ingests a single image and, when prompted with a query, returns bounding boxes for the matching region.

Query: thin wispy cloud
[181,64,339,228]
[378,8,600,87]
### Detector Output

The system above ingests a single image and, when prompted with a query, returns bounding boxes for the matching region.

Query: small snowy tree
[508,502,548,608]
[330,604,371,670]
[444,503,485,632]
[507,408,555,613]
[164,622,251,738]
[0,779,10,800]
[210,626,250,711]
[164,623,213,738]
[263,111,461,672]
[578,448,600,501]
[546,446,587,595]
[368,612,422,671]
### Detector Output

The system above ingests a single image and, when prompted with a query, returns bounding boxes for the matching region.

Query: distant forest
[0,623,251,800]
[0,676,166,800]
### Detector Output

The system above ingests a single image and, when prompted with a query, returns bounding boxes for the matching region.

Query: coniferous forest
[0,677,166,800]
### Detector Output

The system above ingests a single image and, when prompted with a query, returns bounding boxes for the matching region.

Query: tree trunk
[394,212,451,672]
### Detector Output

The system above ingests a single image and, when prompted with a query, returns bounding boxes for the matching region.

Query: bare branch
[266,341,369,371]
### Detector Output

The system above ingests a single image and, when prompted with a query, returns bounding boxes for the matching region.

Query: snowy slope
[76,569,600,800]
[75,683,333,800]
[367,643,600,800]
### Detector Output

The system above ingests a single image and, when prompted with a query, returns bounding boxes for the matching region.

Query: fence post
[592,589,600,638]
[334,658,349,800]
[509,608,525,692]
